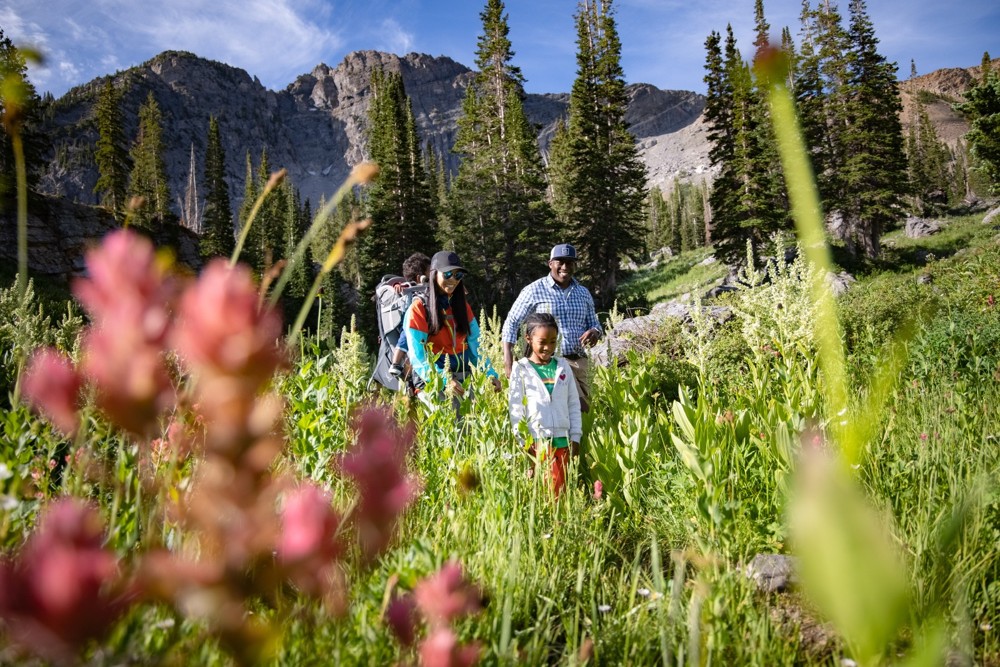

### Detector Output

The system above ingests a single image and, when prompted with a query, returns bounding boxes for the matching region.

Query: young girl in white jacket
[508,312,583,497]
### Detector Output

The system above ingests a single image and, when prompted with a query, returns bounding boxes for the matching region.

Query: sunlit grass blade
[229,168,287,267]
[286,217,371,347]
[268,162,378,307]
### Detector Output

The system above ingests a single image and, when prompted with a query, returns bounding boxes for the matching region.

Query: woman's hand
[448,377,465,397]
[490,376,502,392]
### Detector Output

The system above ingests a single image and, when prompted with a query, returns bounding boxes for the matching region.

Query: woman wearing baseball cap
[401,250,500,399]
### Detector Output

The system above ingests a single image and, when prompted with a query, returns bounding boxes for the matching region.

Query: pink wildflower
[173,259,285,387]
[278,484,341,572]
[413,561,483,628]
[22,348,83,435]
[339,407,420,561]
[419,628,481,667]
[71,230,178,435]
[920,432,928,441]
[0,499,128,658]
[73,230,175,341]
[385,593,418,646]
[81,326,174,435]
[593,480,603,500]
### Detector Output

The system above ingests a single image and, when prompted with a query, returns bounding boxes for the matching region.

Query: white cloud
[375,18,414,55]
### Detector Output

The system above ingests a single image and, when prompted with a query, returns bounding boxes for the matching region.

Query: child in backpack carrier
[388,253,431,380]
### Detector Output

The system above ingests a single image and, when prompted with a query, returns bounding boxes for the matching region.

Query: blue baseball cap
[550,243,577,260]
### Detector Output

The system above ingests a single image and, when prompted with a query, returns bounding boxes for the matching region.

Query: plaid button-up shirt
[502,275,602,357]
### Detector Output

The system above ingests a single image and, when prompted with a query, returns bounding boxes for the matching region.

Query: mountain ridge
[36,49,709,224]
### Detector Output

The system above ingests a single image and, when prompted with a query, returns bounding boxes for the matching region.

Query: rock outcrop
[0,194,201,278]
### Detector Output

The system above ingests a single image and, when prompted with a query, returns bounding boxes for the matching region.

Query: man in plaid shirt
[502,243,602,411]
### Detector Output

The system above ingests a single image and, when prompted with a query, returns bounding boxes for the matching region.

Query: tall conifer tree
[839,0,907,258]
[127,91,171,234]
[93,79,129,219]
[200,116,234,259]
[548,0,647,306]
[357,67,436,338]
[955,52,1000,194]
[449,0,555,310]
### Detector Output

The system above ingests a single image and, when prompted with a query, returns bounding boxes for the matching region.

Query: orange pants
[547,447,571,497]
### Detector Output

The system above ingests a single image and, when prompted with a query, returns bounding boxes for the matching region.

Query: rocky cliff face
[35,50,709,227]
[897,58,1000,146]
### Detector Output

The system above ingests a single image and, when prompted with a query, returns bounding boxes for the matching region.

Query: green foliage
[200,116,235,259]
[549,0,647,308]
[954,64,1000,194]
[92,79,130,219]
[0,278,82,405]
[127,91,172,233]
[448,0,554,312]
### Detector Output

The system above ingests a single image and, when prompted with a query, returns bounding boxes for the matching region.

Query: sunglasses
[441,270,466,281]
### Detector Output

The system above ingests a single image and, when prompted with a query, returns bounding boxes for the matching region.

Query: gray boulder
[983,204,1000,227]
[826,271,856,297]
[591,299,730,366]
[904,217,943,238]
[745,554,797,593]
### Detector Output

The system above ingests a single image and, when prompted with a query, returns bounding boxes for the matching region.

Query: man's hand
[502,341,515,378]
[578,328,600,347]
[490,376,502,392]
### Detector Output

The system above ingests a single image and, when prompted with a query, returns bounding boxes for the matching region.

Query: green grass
[618,246,727,309]
[2,209,999,665]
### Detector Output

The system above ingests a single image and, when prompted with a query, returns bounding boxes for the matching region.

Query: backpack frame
[367,274,426,394]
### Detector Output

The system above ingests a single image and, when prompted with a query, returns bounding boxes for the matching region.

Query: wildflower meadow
[1,47,999,667]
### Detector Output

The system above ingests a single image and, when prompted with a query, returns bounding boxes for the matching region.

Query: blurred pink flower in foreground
[74,230,175,342]
[73,230,177,435]
[22,348,82,436]
[419,628,481,667]
[414,561,483,629]
[173,259,284,386]
[0,499,128,658]
[339,408,420,561]
[81,326,175,435]
[385,593,418,646]
[279,483,342,595]
[593,480,603,500]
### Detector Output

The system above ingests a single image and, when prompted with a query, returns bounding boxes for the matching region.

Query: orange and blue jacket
[402,294,497,386]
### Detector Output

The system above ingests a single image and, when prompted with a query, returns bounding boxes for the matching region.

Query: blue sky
[3,0,998,99]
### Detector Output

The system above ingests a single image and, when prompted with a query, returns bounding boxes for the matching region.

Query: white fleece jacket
[508,357,583,444]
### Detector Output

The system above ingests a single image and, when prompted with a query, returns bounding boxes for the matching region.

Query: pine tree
[0,30,46,208]
[906,98,951,213]
[955,54,1000,194]
[645,186,670,253]
[548,0,647,307]
[809,0,852,223]
[357,67,437,339]
[449,0,555,311]
[236,151,259,267]
[241,148,285,276]
[127,91,171,234]
[839,0,907,258]
[92,79,129,219]
[704,24,785,266]
[200,116,234,259]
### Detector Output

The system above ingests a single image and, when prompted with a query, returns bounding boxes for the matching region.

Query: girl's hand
[570,441,580,456]
[449,378,465,397]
